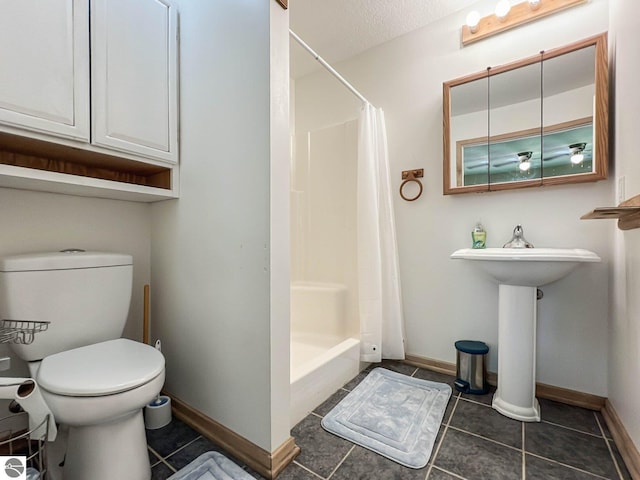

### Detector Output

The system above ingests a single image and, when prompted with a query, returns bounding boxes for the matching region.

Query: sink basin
[450,247,600,422]
[450,248,601,287]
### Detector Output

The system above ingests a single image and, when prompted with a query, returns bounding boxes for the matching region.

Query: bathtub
[290,282,360,428]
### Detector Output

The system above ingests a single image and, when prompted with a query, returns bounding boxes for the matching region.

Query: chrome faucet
[503,224,534,248]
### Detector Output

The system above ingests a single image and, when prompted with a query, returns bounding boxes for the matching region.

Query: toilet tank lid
[0,251,132,272]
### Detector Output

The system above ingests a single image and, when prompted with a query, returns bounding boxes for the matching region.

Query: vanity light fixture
[495,0,511,21]
[518,151,533,172]
[462,0,587,46]
[466,10,481,33]
[570,143,586,164]
[528,0,541,10]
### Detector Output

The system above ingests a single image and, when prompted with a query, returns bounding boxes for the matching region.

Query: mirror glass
[488,61,542,187]
[443,34,607,194]
[541,45,595,180]
[448,75,488,189]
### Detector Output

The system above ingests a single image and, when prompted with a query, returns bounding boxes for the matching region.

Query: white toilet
[0,250,165,480]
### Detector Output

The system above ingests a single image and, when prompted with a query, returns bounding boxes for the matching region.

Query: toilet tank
[0,251,133,361]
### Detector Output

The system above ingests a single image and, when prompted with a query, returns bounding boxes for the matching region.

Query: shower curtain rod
[289,29,371,105]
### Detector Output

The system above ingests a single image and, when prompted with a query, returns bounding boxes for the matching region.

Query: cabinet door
[0,0,90,140]
[91,0,178,164]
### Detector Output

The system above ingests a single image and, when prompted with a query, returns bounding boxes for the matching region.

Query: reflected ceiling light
[518,151,532,171]
[466,10,481,33]
[495,0,511,21]
[528,0,541,10]
[570,143,586,164]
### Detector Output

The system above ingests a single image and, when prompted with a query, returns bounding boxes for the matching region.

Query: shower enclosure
[289,120,361,428]
[288,31,405,428]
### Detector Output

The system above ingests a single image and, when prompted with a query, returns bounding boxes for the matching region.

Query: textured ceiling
[290,0,483,78]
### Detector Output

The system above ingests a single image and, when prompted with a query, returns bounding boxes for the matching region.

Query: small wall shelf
[581,194,640,230]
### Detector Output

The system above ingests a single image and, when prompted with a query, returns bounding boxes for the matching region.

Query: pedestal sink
[450,248,600,422]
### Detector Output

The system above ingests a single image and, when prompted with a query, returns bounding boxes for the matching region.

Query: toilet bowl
[35,339,165,480]
[0,250,165,479]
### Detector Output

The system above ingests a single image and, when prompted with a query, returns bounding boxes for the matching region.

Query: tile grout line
[456,395,495,409]
[449,417,613,479]
[459,395,609,439]
[326,444,356,480]
[147,445,164,468]
[594,410,626,480]
[147,444,178,475]
[291,460,326,480]
[525,452,614,480]
[159,434,203,465]
[459,397,578,423]
[447,425,523,453]
[443,400,610,479]
[430,465,468,480]
[541,419,608,439]
[424,393,461,480]
[157,457,178,474]
[522,422,526,480]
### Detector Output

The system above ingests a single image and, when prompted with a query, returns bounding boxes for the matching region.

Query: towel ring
[399,170,423,202]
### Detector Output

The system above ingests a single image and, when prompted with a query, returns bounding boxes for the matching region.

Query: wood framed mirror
[443,33,608,195]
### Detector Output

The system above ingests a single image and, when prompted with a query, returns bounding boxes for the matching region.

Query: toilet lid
[37,339,165,396]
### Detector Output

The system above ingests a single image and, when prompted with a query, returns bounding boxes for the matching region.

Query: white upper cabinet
[0,0,178,167]
[91,0,179,164]
[0,0,90,141]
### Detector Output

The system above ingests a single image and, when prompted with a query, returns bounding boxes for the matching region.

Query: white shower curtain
[357,103,406,362]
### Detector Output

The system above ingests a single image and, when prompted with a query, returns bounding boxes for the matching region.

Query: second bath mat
[321,367,451,469]
[167,451,255,480]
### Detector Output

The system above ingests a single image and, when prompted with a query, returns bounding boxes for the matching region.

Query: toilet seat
[37,338,164,396]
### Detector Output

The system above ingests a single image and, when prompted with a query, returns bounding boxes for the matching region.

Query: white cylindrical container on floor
[144,395,171,430]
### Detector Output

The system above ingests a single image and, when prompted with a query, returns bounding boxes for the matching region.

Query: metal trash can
[454,340,489,394]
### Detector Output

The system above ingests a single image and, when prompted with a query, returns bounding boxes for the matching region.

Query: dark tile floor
[146,360,632,480]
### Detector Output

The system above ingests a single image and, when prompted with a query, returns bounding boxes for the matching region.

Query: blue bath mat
[167,451,255,480]
[321,367,451,469]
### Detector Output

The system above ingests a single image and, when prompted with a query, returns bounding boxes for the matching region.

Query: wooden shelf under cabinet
[581,194,640,230]
[0,132,172,190]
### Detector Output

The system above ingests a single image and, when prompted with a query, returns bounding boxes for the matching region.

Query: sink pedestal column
[492,284,541,422]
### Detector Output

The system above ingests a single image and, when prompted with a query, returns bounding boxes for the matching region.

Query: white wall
[150,0,290,453]
[0,187,150,375]
[609,0,640,452]
[294,0,612,395]
[268,0,291,451]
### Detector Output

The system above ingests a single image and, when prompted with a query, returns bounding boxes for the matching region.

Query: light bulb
[569,143,586,165]
[495,0,511,21]
[518,151,532,172]
[466,11,481,33]
[528,0,541,10]
[570,153,584,164]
